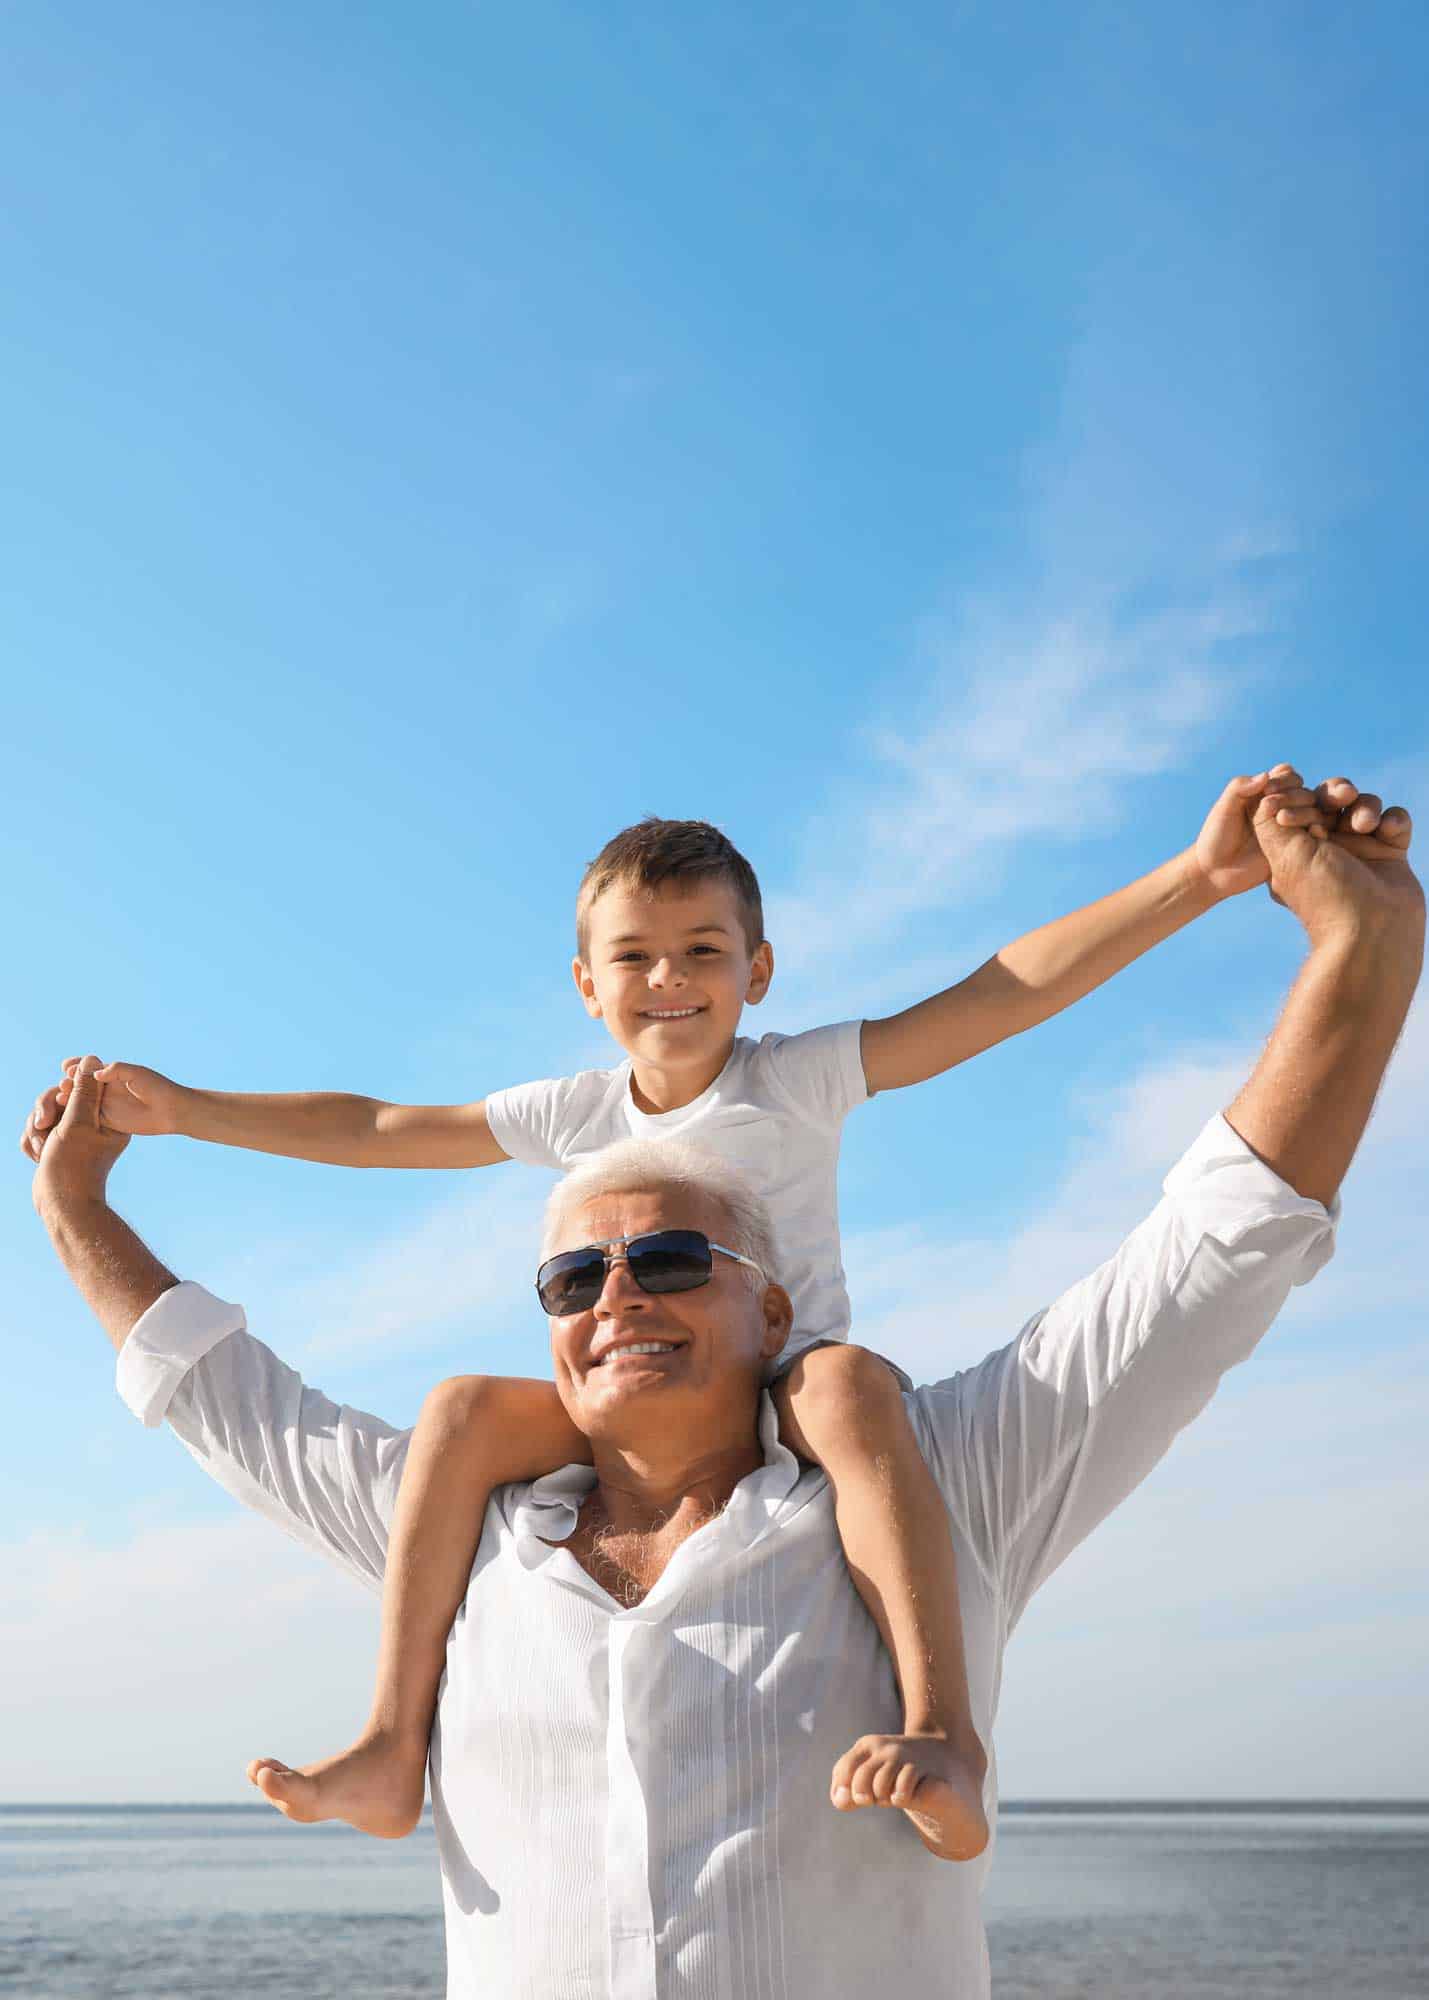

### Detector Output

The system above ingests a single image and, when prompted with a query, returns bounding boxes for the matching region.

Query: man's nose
[592,1255,648,1317]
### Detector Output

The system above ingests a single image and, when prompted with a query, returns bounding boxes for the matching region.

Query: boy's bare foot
[830,1731,989,1861]
[245,1727,429,1839]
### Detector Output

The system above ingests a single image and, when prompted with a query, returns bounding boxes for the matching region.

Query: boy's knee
[420,1374,495,1439]
[786,1342,903,1426]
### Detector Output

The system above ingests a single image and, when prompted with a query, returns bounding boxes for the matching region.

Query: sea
[1,1802,1425,1998]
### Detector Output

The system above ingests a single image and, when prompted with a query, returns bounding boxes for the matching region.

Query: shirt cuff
[1162,1113,1341,1283]
[116,1280,247,1428]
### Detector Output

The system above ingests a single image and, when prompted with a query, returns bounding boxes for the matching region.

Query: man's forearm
[40,1196,179,1352]
[1225,919,1423,1207]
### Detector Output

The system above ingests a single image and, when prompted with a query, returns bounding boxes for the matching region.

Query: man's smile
[589,1335,689,1367]
[588,1352,680,1368]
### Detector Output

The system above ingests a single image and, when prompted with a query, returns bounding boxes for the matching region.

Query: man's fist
[27,1056,130,1215]
[1254,774,1421,945]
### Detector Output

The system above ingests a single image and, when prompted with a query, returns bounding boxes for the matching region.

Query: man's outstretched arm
[1224,776,1423,1207]
[910,772,1420,1622]
[28,1058,408,1591]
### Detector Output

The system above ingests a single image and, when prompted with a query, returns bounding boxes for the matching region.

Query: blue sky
[4,0,1426,1801]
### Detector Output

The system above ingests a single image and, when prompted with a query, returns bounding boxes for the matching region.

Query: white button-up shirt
[116,1116,1336,1999]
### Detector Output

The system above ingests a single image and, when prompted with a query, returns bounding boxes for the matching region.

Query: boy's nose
[647,957,686,989]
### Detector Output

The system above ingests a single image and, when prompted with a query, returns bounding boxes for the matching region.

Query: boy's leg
[247,1374,589,1837]
[772,1344,989,1861]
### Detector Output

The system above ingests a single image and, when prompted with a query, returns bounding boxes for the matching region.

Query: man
[27,778,1422,1997]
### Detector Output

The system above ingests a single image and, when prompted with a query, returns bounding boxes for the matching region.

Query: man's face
[545,1188,790,1441]
[573,880,773,1071]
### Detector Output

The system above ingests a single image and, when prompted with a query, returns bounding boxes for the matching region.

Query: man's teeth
[601,1342,677,1362]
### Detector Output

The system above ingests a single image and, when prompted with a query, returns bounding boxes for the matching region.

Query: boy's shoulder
[483,1057,629,1168]
[730,1018,868,1124]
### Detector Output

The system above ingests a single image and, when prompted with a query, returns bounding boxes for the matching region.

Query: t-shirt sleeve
[483,1072,597,1169]
[756,1020,868,1128]
[906,1114,1338,1628]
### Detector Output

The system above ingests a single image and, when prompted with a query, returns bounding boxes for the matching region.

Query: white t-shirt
[484,1020,867,1356]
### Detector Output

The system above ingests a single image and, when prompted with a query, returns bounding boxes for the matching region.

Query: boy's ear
[745,940,774,1007]
[572,955,603,1019]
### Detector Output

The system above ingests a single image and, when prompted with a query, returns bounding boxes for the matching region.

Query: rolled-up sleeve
[116,1281,411,1595]
[908,1115,1338,1629]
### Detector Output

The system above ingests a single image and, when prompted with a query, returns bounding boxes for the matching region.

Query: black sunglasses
[535,1229,765,1317]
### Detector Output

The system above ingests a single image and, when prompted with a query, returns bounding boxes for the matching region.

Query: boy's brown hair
[576,817,765,958]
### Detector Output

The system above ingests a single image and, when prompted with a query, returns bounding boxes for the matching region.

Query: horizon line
[4,1796,1427,1815]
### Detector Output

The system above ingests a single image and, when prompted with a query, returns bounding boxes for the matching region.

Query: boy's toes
[890,1761,921,1810]
[830,1738,874,1809]
[830,1734,903,1811]
[246,1757,316,1820]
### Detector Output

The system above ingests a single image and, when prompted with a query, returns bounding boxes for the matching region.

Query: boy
[48,765,1319,1861]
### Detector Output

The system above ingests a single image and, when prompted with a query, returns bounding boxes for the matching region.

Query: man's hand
[1191,763,1327,900]
[1254,775,1422,947]
[28,1056,130,1217]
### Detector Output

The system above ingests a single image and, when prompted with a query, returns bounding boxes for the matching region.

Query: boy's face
[574,878,773,1070]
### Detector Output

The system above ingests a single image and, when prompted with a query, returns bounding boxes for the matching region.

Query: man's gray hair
[541,1138,779,1281]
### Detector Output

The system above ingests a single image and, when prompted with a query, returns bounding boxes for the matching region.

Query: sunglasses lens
[536,1249,605,1316]
[627,1231,713,1293]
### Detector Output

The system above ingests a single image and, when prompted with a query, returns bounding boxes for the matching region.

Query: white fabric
[116,1114,1336,1999]
[485,1022,867,1361]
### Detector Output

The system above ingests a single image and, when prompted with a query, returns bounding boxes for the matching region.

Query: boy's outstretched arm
[32,1063,511,1171]
[861,764,1319,1094]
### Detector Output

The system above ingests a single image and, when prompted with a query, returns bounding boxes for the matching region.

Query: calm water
[1,1803,1425,1997]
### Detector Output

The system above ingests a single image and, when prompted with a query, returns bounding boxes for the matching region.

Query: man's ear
[745,940,775,1008]
[572,956,603,1019]
[758,1281,794,1363]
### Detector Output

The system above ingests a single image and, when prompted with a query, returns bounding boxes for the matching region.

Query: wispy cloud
[855,1001,1427,1385]
[0,1513,376,1801]
[767,578,1279,984]
[266,1172,553,1364]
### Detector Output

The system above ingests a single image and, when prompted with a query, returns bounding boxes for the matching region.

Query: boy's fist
[1193,764,1328,900]
[54,1057,186,1138]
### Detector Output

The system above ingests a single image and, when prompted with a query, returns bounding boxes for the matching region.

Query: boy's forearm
[174,1089,506,1169]
[864,849,1219,1092]
[985,846,1220,1028]
[176,1088,391,1166]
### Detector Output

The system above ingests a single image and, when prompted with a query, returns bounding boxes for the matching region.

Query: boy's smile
[573,880,774,1114]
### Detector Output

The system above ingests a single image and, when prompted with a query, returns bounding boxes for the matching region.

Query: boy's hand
[50,1057,186,1139]
[1192,764,1329,901]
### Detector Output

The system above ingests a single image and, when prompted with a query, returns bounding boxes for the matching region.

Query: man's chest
[559,1517,690,1608]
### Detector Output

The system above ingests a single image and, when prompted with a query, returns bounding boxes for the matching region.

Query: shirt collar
[509,1390,802,1575]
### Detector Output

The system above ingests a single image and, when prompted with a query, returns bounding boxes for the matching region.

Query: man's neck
[585,1432,766,1537]
[565,1434,765,1607]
